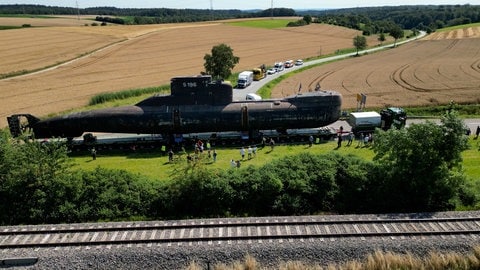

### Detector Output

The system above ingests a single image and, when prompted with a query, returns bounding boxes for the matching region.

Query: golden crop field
[0,16,478,128]
[0,16,380,127]
[275,26,480,109]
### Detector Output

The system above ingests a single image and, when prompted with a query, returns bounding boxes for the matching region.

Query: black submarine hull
[8,76,342,139]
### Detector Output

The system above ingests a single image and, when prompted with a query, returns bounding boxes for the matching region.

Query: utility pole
[76,1,80,20]
[270,0,274,19]
[210,0,214,21]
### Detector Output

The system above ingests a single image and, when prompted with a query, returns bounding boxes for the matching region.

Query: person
[347,132,354,146]
[196,139,204,153]
[475,126,480,140]
[206,140,211,151]
[308,135,314,147]
[247,146,253,159]
[230,159,236,168]
[269,138,275,150]
[357,133,364,147]
[91,147,96,160]
[240,147,245,160]
[236,160,241,168]
[213,150,217,162]
[161,145,166,155]
[168,149,174,162]
[364,133,370,146]
[337,133,342,148]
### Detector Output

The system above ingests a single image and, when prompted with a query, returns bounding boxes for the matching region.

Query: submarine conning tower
[137,75,233,107]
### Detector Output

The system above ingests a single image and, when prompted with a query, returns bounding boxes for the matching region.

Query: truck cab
[380,107,407,130]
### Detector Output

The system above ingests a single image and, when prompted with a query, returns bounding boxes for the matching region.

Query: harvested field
[0,17,478,128]
[275,27,480,110]
[0,18,375,127]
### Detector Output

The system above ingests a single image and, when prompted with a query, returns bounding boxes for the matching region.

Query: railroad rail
[1,215,480,250]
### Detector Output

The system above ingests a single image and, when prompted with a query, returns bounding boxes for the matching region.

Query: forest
[307,5,480,34]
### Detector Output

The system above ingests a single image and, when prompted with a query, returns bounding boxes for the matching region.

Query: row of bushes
[0,141,377,224]
[88,85,170,106]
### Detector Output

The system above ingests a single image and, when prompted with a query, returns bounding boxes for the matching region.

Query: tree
[203,43,239,80]
[353,35,367,56]
[303,15,312,24]
[378,32,386,43]
[371,110,469,212]
[0,131,73,224]
[389,25,404,47]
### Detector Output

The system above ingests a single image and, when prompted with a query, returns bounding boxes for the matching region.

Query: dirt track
[0,17,479,128]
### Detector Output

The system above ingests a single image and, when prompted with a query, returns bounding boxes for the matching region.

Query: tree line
[0,111,475,225]
[303,4,480,34]
[2,4,478,32]
[0,5,294,24]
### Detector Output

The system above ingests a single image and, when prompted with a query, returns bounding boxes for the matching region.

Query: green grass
[71,136,479,184]
[0,25,23,30]
[88,85,170,106]
[227,19,297,29]
[437,22,480,32]
[71,140,374,180]
[464,138,480,181]
[0,14,53,18]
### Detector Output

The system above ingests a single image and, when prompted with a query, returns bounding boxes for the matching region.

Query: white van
[246,93,262,101]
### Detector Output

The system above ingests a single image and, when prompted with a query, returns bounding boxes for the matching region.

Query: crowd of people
[160,129,378,167]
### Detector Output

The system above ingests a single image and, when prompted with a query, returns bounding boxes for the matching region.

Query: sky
[1,1,478,10]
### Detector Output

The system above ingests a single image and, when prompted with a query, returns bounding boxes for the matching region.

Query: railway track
[1,215,480,250]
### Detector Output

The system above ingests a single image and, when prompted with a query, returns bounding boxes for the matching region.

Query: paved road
[233,31,427,101]
[327,118,480,135]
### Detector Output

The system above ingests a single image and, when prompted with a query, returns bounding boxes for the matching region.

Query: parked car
[295,59,304,66]
[267,68,276,75]
[284,60,294,68]
[274,62,284,72]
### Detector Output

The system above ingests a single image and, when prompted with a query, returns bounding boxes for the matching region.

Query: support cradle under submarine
[7,75,342,140]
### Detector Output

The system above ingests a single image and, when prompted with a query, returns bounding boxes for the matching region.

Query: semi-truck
[237,71,254,88]
[348,107,407,135]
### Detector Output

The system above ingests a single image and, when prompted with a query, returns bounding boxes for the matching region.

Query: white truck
[348,108,407,135]
[347,111,382,135]
[237,71,254,88]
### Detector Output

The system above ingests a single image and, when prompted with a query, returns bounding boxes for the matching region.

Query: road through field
[0,21,373,128]
[273,28,480,110]
[233,32,426,101]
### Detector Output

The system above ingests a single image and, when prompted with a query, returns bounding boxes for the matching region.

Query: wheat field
[1,16,479,128]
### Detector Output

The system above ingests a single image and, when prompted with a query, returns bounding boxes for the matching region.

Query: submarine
[7,75,342,139]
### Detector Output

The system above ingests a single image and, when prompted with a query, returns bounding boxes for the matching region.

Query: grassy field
[437,22,480,32]
[71,137,479,183]
[227,18,297,29]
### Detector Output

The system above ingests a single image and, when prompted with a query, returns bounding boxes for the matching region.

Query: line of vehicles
[237,59,304,89]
